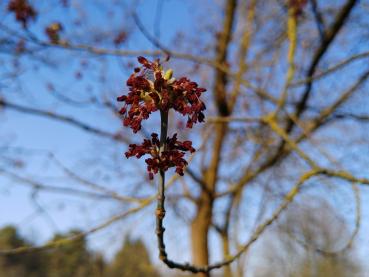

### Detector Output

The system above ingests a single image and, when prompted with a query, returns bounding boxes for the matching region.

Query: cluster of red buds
[125,133,195,179]
[117,56,206,133]
[117,56,206,179]
[8,0,37,28]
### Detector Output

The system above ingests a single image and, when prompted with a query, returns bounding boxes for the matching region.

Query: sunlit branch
[262,115,318,168]
[274,2,298,114]
[228,0,256,111]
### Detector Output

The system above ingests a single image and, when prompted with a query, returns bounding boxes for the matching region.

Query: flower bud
[164,69,173,80]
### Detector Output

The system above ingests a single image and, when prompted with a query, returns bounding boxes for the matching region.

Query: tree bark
[191,193,213,277]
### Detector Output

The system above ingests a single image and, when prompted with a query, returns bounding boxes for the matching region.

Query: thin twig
[0,98,128,144]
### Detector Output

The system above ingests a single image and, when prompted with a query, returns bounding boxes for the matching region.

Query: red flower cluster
[125,133,195,179]
[117,56,206,133]
[8,0,37,28]
[118,56,206,179]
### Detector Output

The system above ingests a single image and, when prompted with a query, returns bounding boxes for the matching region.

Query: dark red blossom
[117,56,206,132]
[8,0,37,28]
[125,133,195,179]
[171,77,206,128]
[117,86,158,133]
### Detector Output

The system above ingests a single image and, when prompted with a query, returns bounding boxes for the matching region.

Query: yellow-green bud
[164,69,173,80]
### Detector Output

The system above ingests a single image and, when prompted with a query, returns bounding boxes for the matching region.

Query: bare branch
[0,98,129,143]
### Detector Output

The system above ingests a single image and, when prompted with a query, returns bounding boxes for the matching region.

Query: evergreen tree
[0,225,45,277]
[106,236,160,277]
[46,229,105,277]
[0,226,160,277]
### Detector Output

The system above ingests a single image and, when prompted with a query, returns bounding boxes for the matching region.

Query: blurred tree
[46,230,105,277]
[253,198,363,277]
[0,225,45,277]
[106,236,160,277]
[0,226,161,277]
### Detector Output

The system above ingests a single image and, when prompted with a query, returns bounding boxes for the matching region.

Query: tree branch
[0,98,129,143]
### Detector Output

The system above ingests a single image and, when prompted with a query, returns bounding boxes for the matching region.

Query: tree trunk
[190,0,237,273]
[191,192,213,277]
